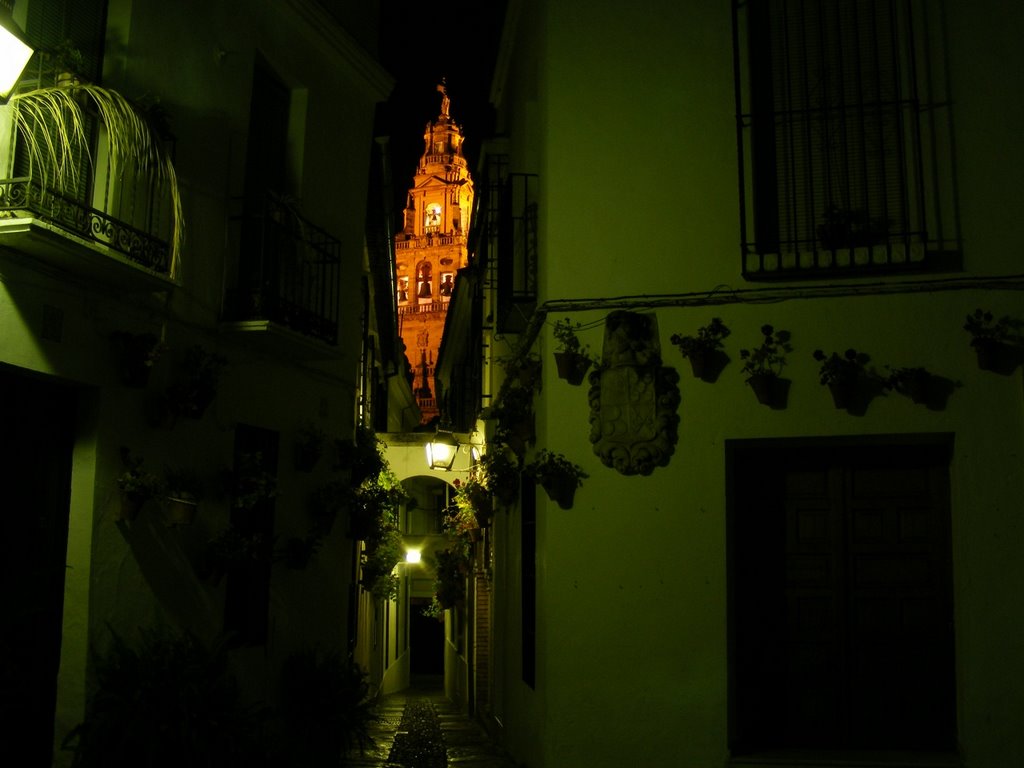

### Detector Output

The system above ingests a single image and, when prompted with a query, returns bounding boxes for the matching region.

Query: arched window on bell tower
[416,261,433,302]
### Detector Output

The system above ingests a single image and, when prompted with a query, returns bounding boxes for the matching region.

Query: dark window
[734,0,958,278]
[497,173,538,333]
[224,424,279,647]
[727,436,957,755]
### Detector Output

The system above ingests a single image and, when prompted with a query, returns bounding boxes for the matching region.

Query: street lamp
[425,430,459,471]
[0,8,32,103]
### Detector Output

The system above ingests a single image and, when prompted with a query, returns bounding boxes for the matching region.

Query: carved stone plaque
[588,311,680,476]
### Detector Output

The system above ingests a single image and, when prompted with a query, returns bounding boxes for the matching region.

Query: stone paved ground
[345,684,518,767]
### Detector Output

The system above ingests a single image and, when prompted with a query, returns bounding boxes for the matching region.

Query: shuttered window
[734,0,957,278]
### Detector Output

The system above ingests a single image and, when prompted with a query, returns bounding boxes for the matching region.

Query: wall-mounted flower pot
[118,492,145,522]
[686,349,729,383]
[540,477,578,510]
[892,371,955,411]
[826,377,883,416]
[972,339,1023,375]
[747,374,790,410]
[554,352,592,386]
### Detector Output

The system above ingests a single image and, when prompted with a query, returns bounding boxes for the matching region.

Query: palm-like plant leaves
[9,85,184,275]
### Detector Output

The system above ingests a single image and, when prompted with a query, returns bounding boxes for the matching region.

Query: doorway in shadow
[409,597,443,688]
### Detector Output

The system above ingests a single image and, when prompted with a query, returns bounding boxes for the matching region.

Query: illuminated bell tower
[395,82,474,425]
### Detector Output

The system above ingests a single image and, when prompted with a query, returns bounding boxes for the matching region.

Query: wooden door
[730,439,956,753]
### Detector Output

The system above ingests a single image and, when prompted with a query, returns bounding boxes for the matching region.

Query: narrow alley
[346,679,518,768]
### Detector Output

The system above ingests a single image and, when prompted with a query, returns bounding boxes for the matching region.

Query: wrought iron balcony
[0,176,171,277]
[0,85,179,289]
[225,192,341,348]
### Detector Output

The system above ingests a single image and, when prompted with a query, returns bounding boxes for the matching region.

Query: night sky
[376,1,508,212]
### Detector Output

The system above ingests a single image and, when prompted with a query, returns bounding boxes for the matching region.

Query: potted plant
[813,347,883,415]
[670,317,731,382]
[964,308,1022,374]
[479,445,520,508]
[552,317,594,385]
[165,345,227,419]
[431,547,469,610]
[492,384,536,458]
[360,526,403,600]
[884,366,933,405]
[524,449,588,510]
[49,39,85,88]
[445,498,483,543]
[110,331,165,388]
[453,476,492,528]
[203,525,270,584]
[500,353,543,392]
[270,649,375,765]
[738,324,792,409]
[232,451,277,511]
[163,466,203,525]
[62,627,263,768]
[115,447,162,521]
[347,466,405,541]
[293,420,327,472]
[336,425,385,486]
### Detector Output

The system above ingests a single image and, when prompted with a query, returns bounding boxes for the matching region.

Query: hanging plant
[293,421,327,472]
[963,308,1022,375]
[444,501,481,544]
[114,447,162,522]
[813,348,886,415]
[670,318,730,382]
[110,331,165,388]
[162,466,204,526]
[739,324,792,409]
[336,425,385,486]
[453,476,492,528]
[165,345,227,419]
[885,366,955,411]
[431,548,469,610]
[231,451,277,511]
[360,526,403,601]
[479,445,521,508]
[552,317,594,385]
[524,449,588,510]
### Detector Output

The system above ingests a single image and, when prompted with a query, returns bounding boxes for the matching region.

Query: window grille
[733,0,958,278]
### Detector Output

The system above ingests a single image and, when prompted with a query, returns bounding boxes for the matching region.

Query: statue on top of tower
[437,80,450,119]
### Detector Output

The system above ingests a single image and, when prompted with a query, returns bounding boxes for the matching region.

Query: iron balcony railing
[1,84,179,278]
[227,192,341,345]
[0,176,172,273]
